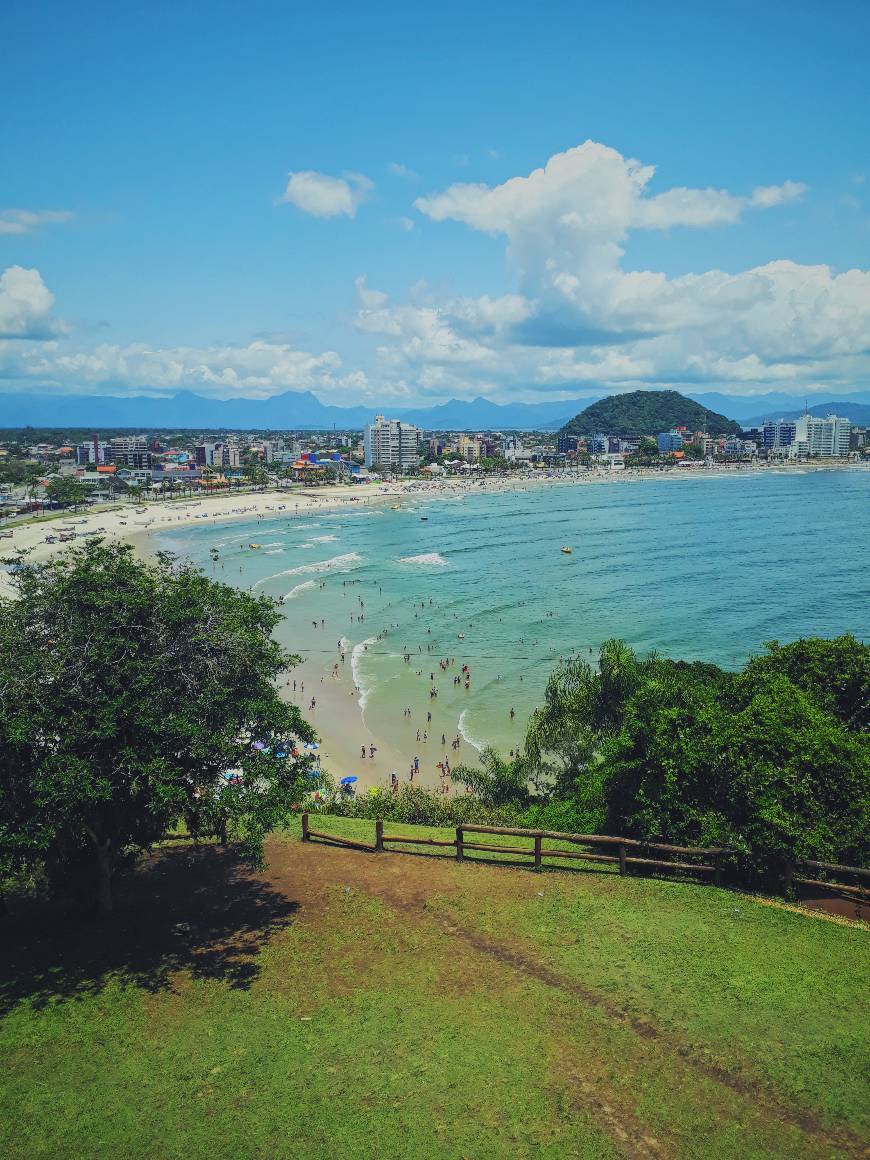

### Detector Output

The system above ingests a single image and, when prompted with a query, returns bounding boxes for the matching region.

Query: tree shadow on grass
[0,844,298,1016]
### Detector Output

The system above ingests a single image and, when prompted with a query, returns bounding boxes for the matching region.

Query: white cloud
[388,162,419,181]
[0,266,62,339]
[3,143,867,408]
[279,170,373,218]
[354,275,389,309]
[361,143,867,399]
[0,209,74,236]
[398,216,415,232]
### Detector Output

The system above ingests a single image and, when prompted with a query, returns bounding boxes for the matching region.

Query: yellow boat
[249,543,261,549]
[560,546,573,554]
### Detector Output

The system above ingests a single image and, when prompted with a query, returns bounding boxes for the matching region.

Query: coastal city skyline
[3,1,870,411]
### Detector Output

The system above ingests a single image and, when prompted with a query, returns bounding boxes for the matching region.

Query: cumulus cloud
[388,141,867,395]
[0,337,369,399]
[3,143,867,406]
[279,170,373,218]
[0,266,62,339]
[0,209,74,236]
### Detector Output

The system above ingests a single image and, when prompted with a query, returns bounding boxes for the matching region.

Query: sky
[1,0,869,407]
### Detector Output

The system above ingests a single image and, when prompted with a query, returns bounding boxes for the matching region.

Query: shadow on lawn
[0,844,298,1015]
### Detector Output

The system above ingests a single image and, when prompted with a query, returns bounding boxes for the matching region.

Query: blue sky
[2,0,868,405]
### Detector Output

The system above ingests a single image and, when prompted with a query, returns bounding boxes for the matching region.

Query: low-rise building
[657,430,684,454]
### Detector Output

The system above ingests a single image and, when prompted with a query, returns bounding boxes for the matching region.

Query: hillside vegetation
[561,389,741,437]
[1,822,866,1159]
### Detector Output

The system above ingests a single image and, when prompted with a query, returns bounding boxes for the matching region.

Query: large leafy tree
[44,477,93,510]
[0,541,314,914]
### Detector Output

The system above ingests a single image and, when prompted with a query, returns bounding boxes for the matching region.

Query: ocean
[156,469,870,757]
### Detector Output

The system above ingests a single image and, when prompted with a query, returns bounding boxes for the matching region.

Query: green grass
[1,816,866,1159]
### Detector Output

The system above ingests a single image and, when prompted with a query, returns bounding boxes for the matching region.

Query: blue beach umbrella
[340,776,358,785]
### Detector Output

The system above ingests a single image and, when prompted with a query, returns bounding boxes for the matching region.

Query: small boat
[391,504,401,510]
[420,516,428,521]
[560,546,573,554]
[249,542,261,549]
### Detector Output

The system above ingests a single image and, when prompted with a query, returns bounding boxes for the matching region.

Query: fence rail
[792,858,869,900]
[301,815,730,884]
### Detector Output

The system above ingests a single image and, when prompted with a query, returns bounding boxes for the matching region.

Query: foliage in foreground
[0,540,314,913]
[514,636,868,883]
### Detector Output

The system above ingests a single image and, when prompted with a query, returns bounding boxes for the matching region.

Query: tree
[0,541,315,915]
[450,747,530,806]
[243,464,268,489]
[44,477,93,510]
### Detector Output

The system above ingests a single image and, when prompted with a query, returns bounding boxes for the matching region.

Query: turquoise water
[157,470,870,755]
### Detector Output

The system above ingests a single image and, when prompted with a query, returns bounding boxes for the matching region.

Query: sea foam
[351,636,379,713]
[457,710,485,754]
[253,552,362,588]
[398,552,449,567]
[282,580,317,601]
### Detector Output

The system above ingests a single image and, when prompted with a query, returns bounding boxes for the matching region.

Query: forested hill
[561,390,741,437]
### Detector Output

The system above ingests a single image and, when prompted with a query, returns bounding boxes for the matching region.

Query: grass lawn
[1,815,866,1159]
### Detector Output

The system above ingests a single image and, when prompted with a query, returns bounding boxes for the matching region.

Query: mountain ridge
[1,387,869,431]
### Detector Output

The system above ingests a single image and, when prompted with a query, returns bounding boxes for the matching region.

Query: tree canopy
[454,636,869,886]
[45,477,94,509]
[561,390,740,438]
[0,540,315,914]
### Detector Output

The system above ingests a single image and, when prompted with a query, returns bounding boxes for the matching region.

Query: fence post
[534,833,542,871]
[302,812,309,842]
[456,826,464,862]
[712,851,722,888]
[618,842,627,875]
[375,818,384,852]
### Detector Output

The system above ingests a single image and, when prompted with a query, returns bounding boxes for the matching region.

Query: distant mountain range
[0,389,585,431]
[1,387,868,432]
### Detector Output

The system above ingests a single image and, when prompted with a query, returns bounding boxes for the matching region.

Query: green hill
[561,389,741,437]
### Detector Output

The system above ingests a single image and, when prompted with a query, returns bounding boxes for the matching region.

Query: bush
[320,785,525,828]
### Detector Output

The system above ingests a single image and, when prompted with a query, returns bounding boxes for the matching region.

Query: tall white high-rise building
[790,414,851,458]
[363,415,422,471]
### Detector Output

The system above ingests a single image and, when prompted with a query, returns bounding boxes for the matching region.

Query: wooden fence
[301,815,730,884]
[791,858,869,902]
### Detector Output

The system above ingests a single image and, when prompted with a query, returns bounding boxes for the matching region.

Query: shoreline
[3,463,866,795]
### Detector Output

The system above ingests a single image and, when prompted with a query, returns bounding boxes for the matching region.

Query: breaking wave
[351,636,378,714]
[282,580,317,601]
[398,552,449,567]
[457,709,485,754]
[253,552,363,588]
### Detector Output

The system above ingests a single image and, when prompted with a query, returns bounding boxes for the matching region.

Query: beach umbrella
[339,776,358,785]
[252,740,267,751]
